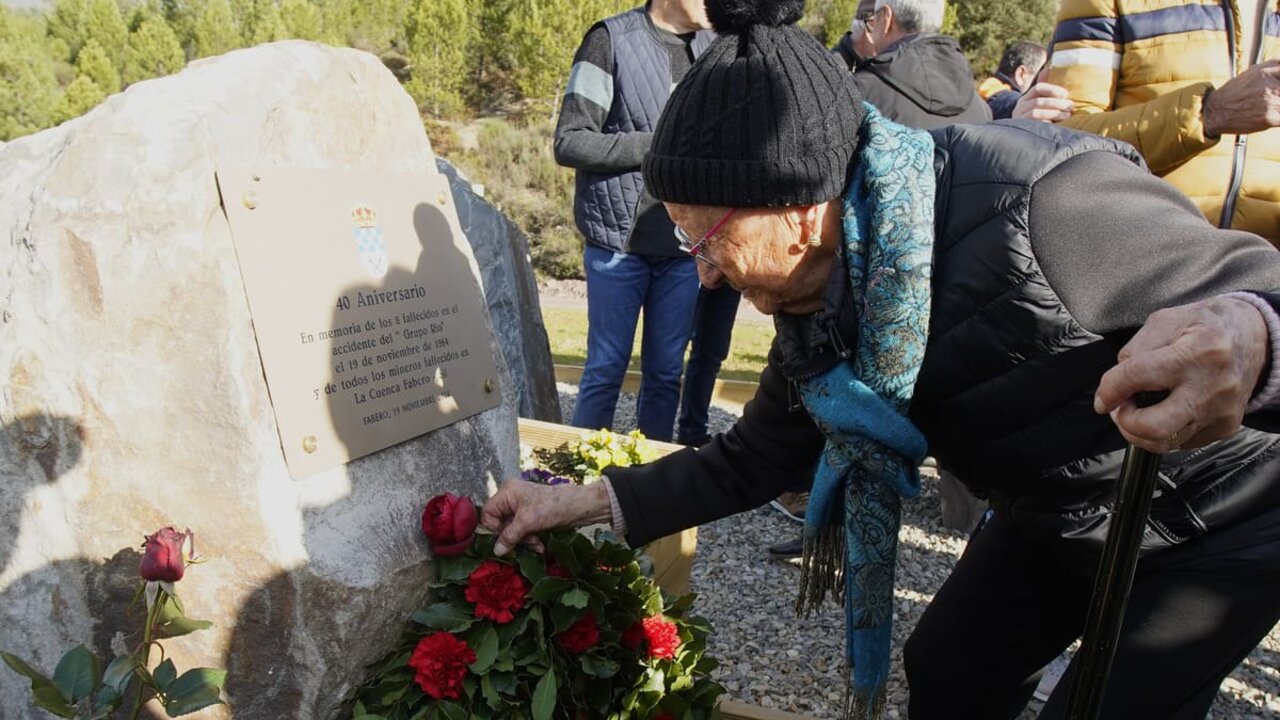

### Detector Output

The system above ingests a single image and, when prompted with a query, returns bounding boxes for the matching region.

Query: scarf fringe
[844,683,887,720]
[795,526,845,616]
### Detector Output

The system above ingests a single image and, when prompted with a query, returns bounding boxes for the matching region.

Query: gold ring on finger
[1166,429,1181,449]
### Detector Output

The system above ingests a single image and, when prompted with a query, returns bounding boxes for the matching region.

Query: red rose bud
[422,493,478,556]
[139,527,193,582]
[465,560,529,624]
[556,612,600,655]
[641,615,682,660]
[408,631,476,700]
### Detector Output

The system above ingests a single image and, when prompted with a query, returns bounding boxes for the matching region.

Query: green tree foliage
[249,0,288,44]
[951,0,1057,76]
[123,14,186,85]
[83,0,129,67]
[343,0,410,51]
[0,7,61,140]
[405,0,472,117]
[54,74,106,124]
[509,0,630,114]
[76,37,120,93]
[46,0,89,60]
[281,0,324,41]
[192,0,242,58]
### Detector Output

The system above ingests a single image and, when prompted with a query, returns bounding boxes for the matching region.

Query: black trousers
[903,504,1280,719]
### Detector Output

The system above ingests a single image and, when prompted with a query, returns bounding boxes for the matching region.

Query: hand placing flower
[422,493,479,556]
[139,527,195,582]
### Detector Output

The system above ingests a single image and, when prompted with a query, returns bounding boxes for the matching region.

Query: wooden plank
[517,417,686,458]
[719,700,820,720]
[552,364,759,411]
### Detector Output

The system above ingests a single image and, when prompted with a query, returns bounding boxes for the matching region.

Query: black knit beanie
[642,0,866,208]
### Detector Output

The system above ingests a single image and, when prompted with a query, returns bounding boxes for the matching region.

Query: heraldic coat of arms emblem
[351,205,389,279]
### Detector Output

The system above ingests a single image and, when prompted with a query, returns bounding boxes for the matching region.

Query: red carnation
[621,620,646,651]
[556,612,600,655]
[407,631,476,700]
[641,615,681,660]
[422,493,478,556]
[465,560,529,624]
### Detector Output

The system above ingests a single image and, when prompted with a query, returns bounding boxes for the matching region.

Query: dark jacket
[850,34,991,130]
[831,31,862,71]
[608,122,1280,561]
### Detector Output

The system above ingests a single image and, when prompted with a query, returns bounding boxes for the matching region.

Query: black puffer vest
[912,121,1280,557]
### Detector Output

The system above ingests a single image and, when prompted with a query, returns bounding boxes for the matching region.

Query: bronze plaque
[218,166,501,478]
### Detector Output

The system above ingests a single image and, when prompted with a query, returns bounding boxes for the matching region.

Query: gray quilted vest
[574,8,713,252]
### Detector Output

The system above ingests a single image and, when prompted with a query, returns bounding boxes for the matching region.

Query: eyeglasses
[856,5,883,23]
[674,208,736,267]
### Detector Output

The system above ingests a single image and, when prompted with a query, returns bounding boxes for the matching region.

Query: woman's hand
[481,480,613,556]
[1094,297,1270,453]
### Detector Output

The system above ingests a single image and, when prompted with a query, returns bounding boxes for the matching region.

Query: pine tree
[192,0,242,58]
[83,0,129,67]
[281,0,323,41]
[249,0,288,44]
[951,0,1056,76]
[53,74,107,124]
[404,0,471,117]
[123,14,186,85]
[47,0,90,61]
[509,0,630,113]
[76,37,121,93]
[0,7,61,139]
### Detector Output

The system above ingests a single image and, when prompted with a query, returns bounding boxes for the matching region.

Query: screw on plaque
[243,192,258,210]
[302,436,318,454]
[483,379,494,394]
[438,193,448,205]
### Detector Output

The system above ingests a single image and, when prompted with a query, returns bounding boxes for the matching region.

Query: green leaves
[527,576,572,604]
[1,650,75,718]
[411,602,475,633]
[468,626,499,674]
[530,669,557,720]
[559,589,589,609]
[53,644,100,705]
[163,667,227,716]
[153,592,214,639]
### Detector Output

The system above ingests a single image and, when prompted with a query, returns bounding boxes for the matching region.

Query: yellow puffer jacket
[1047,0,1280,244]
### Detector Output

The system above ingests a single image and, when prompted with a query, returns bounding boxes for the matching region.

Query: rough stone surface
[0,42,518,719]
[436,158,561,422]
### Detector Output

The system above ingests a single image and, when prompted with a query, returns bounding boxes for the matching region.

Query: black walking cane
[1065,392,1167,720]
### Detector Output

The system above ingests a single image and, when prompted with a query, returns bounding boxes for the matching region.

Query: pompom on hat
[642,0,866,208]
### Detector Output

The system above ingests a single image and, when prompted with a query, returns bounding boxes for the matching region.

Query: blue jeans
[676,284,741,446]
[571,245,699,442]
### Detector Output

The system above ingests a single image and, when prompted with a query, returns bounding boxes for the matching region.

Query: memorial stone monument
[0,41,520,718]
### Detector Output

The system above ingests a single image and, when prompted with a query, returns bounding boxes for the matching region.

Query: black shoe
[767,535,804,560]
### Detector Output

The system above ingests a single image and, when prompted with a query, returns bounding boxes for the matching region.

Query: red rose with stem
[422,493,479,556]
[139,527,194,582]
[641,615,681,660]
[407,631,476,700]
[556,612,600,655]
[465,560,529,624]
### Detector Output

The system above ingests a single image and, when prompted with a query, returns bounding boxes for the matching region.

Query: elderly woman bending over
[484,1,1280,718]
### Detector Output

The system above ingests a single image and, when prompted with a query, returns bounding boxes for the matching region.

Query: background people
[554,0,715,441]
[489,2,1280,717]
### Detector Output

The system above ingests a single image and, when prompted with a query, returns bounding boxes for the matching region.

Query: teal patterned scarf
[796,105,935,719]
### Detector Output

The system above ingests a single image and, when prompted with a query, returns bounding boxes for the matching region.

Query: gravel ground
[556,383,1280,719]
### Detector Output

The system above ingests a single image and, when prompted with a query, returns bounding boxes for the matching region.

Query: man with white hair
[832,0,990,128]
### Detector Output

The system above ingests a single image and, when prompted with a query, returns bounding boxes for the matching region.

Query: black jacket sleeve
[606,345,826,547]
[1028,150,1280,432]
[552,24,653,175]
